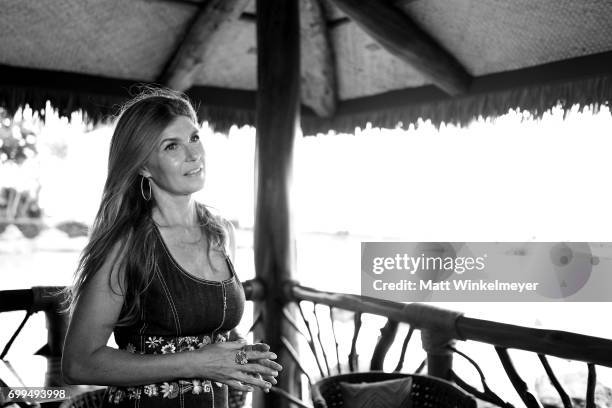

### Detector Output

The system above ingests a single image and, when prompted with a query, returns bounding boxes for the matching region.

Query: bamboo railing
[278,282,612,408]
[288,283,612,368]
[0,286,67,358]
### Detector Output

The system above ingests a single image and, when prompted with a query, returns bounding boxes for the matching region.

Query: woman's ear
[139,167,152,179]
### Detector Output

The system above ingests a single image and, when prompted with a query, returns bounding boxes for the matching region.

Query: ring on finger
[235,349,248,365]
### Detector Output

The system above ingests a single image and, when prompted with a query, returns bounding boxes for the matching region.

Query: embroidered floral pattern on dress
[141,335,211,354]
[105,332,229,404]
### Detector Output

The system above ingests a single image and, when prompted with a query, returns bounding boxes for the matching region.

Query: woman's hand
[241,343,283,390]
[191,340,280,392]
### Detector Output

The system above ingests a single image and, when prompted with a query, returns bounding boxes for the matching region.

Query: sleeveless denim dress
[102,222,246,408]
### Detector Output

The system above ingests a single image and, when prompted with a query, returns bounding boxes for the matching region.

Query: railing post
[33,286,68,357]
[421,329,455,380]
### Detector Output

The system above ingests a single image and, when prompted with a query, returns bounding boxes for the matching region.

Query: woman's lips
[184,167,203,176]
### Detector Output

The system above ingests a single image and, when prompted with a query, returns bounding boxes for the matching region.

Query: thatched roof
[0,0,611,134]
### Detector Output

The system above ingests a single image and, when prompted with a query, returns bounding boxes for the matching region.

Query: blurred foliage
[0,108,38,165]
[0,108,43,223]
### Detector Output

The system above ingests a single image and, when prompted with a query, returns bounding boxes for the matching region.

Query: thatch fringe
[196,105,256,133]
[300,74,612,135]
[0,86,124,124]
[1,74,611,135]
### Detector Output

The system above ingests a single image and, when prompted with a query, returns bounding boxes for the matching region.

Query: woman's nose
[186,144,203,161]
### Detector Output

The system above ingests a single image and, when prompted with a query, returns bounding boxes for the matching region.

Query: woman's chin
[186,179,205,194]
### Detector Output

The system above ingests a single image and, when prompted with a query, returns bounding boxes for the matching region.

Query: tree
[0,107,42,230]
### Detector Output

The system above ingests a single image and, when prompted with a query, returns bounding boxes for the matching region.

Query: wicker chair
[311,371,477,408]
[58,389,106,408]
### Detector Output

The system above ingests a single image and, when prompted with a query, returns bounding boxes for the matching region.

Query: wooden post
[253,0,300,407]
[421,329,455,380]
[33,287,68,357]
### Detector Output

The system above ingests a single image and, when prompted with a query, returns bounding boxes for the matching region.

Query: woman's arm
[225,220,245,347]
[222,219,283,388]
[61,242,277,390]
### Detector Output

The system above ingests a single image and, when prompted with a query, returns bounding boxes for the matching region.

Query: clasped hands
[195,339,282,393]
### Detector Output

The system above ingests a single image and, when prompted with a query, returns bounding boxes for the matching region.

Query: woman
[61,88,281,408]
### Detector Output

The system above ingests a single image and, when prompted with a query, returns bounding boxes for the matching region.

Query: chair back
[312,371,476,408]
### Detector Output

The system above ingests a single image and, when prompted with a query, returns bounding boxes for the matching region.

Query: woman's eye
[165,143,178,151]
[190,134,200,142]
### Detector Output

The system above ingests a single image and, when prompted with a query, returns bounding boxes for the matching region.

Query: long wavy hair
[60,87,227,327]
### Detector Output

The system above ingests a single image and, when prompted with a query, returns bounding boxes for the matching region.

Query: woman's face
[142,115,205,196]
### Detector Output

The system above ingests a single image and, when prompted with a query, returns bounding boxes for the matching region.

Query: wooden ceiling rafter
[328,0,472,96]
[157,0,251,92]
[300,0,338,117]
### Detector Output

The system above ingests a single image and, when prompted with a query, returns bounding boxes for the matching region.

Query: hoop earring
[141,177,152,201]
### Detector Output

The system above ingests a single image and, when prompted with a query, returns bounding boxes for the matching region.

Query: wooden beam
[157,0,250,91]
[328,0,471,95]
[253,0,300,407]
[300,0,338,117]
